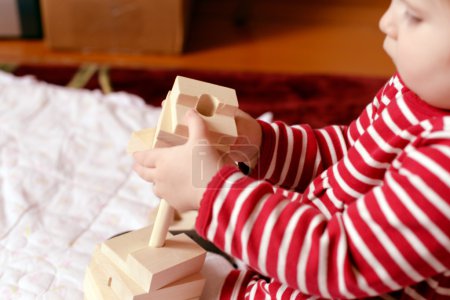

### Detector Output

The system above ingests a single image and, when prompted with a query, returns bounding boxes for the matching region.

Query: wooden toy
[129,76,239,249]
[84,258,119,300]
[84,76,239,299]
[151,76,238,152]
[101,226,205,291]
[85,245,205,300]
[127,128,156,154]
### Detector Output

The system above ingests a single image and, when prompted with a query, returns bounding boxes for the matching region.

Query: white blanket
[0,71,163,299]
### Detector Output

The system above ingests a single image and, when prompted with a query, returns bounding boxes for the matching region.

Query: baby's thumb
[185,109,208,142]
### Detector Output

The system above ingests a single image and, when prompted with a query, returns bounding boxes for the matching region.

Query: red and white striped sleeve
[195,127,450,299]
[248,79,389,194]
[250,98,382,193]
[250,121,348,192]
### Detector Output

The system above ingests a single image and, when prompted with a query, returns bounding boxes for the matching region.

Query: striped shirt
[195,74,450,299]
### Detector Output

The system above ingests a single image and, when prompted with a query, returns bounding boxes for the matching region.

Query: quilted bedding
[0,71,163,299]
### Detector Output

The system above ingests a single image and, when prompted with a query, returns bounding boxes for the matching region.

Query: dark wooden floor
[0,0,394,77]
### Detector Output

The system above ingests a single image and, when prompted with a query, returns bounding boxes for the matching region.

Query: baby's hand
[133,110,226,212]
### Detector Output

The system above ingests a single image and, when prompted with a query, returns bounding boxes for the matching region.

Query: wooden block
[91,246,205,300]
[84,260,120,300]
[171,76,238,127]
[127,128,156,154]
[154,76,239,152]
[153,90,186,148]
[83,267,98,300]
[101,226,165,272]
[84,274,97,300]
[126,233,206,292]
[173,76,237,104]
[90,246,135,300]
[121,272,205,300]
[101,226,206,292]
[169,210,197,232]
[149,273,205,300]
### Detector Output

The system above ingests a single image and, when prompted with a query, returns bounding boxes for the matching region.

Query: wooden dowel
[149,199,174,247]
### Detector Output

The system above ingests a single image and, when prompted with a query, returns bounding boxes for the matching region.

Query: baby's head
[379,0,450,109]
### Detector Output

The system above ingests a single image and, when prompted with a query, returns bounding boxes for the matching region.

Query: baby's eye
[404,10,422,23]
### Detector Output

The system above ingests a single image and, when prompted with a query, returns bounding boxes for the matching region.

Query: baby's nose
[379,3,398,39]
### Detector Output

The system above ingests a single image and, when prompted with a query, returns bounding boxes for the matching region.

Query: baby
[134,0,450,299]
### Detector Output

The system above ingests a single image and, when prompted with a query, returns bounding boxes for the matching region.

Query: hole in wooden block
[107,277,112,287]
[196,94,218,117]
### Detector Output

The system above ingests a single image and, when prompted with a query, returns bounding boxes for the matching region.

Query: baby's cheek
[405,69,450,109]
[421,77,450,109]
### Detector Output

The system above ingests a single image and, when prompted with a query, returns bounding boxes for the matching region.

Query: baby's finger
[133,163,156,183]
[133,149,159,168]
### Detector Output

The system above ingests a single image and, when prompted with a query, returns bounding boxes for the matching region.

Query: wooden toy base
[84,225,206,300]
[85,247,205,300]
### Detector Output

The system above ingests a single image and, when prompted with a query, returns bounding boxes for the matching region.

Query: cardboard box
[0,0,42,38]
[40,0,191,54]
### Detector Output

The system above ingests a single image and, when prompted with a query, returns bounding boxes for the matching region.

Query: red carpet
[11,65,387,127]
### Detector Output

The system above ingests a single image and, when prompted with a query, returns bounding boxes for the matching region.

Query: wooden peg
[149,200,174,247]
